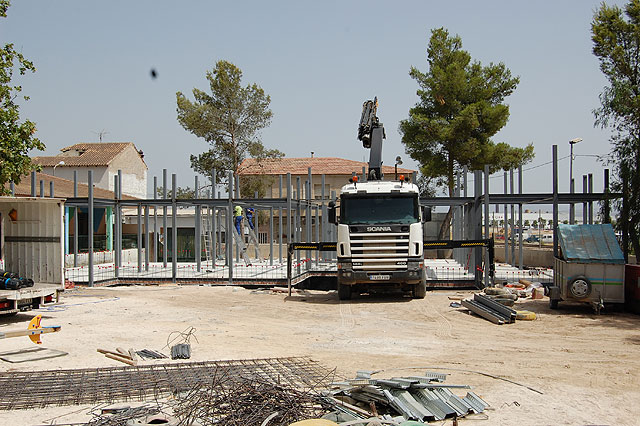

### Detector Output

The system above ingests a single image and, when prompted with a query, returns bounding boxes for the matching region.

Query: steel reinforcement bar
[0,357,335,410]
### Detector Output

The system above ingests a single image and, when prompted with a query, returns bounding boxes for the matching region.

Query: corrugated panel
[557,224,625,264]
[0,198,64,284]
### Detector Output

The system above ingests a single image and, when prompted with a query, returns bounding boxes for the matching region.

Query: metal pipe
[518,165,523,270]
[30,171,36,197]
[171,174,177,283]
[603,169,610,223]
[279,175,283,263]
[163,169,168,268]
[510,169,515,267]
[269,206,274,266]
[88,171,94,287]
[228,171,234,284]
[483,165,490,287]
[314,205,319,268]
[153,176,158,263]
[113,175,118,277]
[582,175,588,225]
[195,175,201,272]
[296,177,301,274]
[74,173,79,267]
[10,181,14,196]
[552,145,559,258]
[588,173,594,224]
[137,203,142,272]
[321,174,326,261]
[211,168,217,263]
[117,170,122,272]
[49,181,54,198]
[286,173,292,258]
[503,171,508,263]
[39,180,44,198]
[144,205,149,271]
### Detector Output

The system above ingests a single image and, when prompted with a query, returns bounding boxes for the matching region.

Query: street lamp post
[53,160,65,176]
[569,138,582,224]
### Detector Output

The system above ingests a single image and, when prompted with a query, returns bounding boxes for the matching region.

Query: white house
[33,142,148,199]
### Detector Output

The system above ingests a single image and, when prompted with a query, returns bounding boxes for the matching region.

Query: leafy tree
[176,60,283,185]
[540,218,547,229]
[532,220,538,229]
[592,1,640,259]
[400,28,534,238]
[0,0,45,194]
[156,185,196,200]
[524,219,530,227]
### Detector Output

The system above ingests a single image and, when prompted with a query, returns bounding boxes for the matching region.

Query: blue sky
[4,0,627,196]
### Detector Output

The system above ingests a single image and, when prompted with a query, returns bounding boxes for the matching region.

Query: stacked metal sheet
[330,372,489,422]
[462,293,518,324]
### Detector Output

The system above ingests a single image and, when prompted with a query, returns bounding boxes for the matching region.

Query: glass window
[341,195,418,225]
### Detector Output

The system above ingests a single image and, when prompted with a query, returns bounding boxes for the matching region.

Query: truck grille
[349,232,409,270]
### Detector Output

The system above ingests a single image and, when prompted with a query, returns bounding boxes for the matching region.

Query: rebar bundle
[172,373,333,426]
[0,357,334,410]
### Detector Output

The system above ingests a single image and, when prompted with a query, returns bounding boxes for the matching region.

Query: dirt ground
[0,284,638,426]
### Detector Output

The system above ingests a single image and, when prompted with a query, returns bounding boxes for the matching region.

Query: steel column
[588,173,594,224]
[88,171,94,287]
[228,171,234,284]
[195,176,201,272]
[144,205,149,272]
[74,171,78,267]
[483,165,490,287]
[171,174,177,282]
[163,169,168,268]
[553,145,559,258]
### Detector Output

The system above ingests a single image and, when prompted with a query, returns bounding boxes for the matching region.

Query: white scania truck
[328,98,427,300]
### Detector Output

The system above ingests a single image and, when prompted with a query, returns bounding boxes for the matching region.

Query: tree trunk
[437,153,455,240]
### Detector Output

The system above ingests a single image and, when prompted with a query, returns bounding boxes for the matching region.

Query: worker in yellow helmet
[233,205,243,235]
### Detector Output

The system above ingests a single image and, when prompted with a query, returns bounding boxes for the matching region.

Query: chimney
[311,151,314,158]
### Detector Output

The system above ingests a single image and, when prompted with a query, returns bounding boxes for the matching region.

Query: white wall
[0,197,64,284]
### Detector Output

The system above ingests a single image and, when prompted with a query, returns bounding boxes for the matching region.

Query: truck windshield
[341,195,419,225]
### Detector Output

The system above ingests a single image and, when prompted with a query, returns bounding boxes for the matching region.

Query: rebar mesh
[0,357,335,410]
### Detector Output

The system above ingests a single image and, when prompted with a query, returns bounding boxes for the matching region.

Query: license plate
[370,275,390,281]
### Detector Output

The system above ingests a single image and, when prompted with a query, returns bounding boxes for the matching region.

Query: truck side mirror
[328,201,337,224]
[422,206,431,223]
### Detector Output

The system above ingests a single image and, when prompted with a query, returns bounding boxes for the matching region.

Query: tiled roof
[5,172,138,200]
[237,157,415,176]
[33,142,146,168]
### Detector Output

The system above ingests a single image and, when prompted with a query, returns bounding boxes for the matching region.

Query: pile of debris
[172,375,332,426]
[327,371,488,423]
[462,293,518,325]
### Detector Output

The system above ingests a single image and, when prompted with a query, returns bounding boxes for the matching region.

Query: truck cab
[329,177,426,300]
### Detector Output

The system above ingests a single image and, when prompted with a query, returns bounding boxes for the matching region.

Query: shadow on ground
[284,290,414,305]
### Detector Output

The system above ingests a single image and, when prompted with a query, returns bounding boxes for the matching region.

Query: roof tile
[33,142,145,168]
[237,157,415,176]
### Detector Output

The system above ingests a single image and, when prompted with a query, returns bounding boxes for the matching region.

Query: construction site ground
[0,284,638,425]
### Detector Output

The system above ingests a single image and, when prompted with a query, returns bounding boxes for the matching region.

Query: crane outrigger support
[357,97,386,181]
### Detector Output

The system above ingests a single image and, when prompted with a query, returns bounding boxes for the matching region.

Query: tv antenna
[92,129,109,142]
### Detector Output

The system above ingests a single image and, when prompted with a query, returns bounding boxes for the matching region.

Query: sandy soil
[0,284,638,425]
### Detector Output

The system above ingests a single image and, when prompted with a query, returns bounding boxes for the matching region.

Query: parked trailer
[549,224,625,312]
[0,197,65,316]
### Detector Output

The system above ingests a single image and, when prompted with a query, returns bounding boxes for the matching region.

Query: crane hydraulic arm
[357,97,386,181]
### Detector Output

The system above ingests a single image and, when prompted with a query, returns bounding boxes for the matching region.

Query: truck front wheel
[413,281,426,299]
[337,281,352,300]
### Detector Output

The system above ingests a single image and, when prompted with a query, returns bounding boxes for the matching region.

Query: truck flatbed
[0,283,61,315]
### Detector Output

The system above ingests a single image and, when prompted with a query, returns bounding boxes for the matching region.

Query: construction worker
[233,205,243,235]
[245,208,255,230]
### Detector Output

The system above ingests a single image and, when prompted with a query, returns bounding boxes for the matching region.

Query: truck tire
[568,275,591,299]
[337,281,352,301]
[549,298,559,309]
[413,281,426,299]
